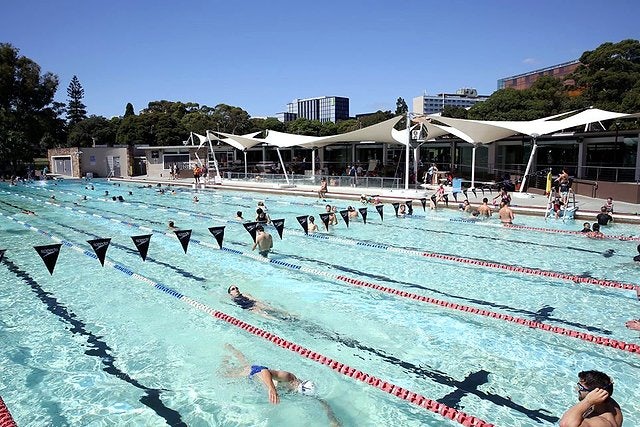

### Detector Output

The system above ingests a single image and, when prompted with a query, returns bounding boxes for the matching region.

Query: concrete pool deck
[112,176,640,225]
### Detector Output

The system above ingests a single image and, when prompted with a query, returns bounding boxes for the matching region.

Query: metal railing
[223,172,402,189]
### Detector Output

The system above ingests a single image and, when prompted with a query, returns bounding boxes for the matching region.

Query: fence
[223,172,402,189]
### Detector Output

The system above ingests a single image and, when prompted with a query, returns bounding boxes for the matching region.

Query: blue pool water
[0,179,639,426]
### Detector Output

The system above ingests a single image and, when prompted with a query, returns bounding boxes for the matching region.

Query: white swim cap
[296,380,316,396]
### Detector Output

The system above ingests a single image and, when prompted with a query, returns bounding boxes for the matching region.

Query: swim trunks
[259,250,270,258]
[249,365,268,378]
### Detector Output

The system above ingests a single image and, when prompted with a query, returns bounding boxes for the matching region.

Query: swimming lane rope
[0,397,17,427]
[2,198,639,358]
[6,187,639,295]
[5,187,640,295]
[0,212,494,427]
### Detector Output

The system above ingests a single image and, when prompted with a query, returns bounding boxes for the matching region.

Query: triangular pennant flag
[174,229,192,254]
[405,200,413,215]
[358,208,368,224]
[0,249,5,262]
[339,210,350,227]
[208,226,225,249]
[272,218,285,239]
[87,238,111,266]
[243,222,259,242]
[131,234,152,261]
[391,202,400,217]
[375,204,384,221]
[420,198,427,211]
[34,243,62,275]
[296,215,309,235]
[319,213,331,231]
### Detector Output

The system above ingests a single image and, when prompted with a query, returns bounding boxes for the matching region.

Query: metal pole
[243,151,247,179]
[276,147,290,185]
[470,144,477,189]
[311,148,316,177]
[519,135,538,193]
[404,112,411,190]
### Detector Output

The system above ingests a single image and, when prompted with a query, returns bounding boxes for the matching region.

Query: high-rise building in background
[279,96,350,123]
[412,88,489,115]
[497,60,580,90]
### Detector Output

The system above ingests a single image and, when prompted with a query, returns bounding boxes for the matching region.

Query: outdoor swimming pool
[0,179,639,427]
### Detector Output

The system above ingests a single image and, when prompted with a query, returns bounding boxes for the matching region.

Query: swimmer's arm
[559,389,609,427]
[316,398,341,427]
[258,369,280,404]
[224,344,250,366]
[251,234,261,251]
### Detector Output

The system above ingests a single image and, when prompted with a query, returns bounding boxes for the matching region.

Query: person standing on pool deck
[252,225,273,257]
[559,370,622,427]
[222,344,341,426]
[318,177,328,200]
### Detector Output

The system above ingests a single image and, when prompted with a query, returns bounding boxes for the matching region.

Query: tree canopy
[465,39,640,121]
[66,75,87,125]
[0,43,65,173]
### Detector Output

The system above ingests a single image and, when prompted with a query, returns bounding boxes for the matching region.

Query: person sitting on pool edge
[222,344,341,426]
[559,370,622,427]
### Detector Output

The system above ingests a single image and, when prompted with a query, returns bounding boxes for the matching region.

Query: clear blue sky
[2,0,639,119]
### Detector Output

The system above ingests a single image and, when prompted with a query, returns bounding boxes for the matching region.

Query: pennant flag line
[339,210,350,228]
[87,238,111,266]
[358,208,368,224]
[208,226,225,249]
[375,204,384,221]
[272,219,285,239]
[296,215,309,235]
[243,222,259,242]
[319,213,331,231]
[131,234,152,261]
[34,243,62,275]
[174,229,192,254]
[392,203,400,217]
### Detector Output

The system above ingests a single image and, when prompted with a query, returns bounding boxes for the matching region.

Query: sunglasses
[576,382,593,393]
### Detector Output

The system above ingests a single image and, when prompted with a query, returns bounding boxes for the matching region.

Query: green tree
[358,110,394,128]
[442,106,469,119]
[395,97,408,129]
[336,119,361,134]
[286,118,322,136]
[571,39,640,113]
[249,117,286,134]
[211,103,252,134]
[124,102,135,117]
[68,115,117,147]
[66,75,87,125]
[0,43,65,173]
[468,77,574,121]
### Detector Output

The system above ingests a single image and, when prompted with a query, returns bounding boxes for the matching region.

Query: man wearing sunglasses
[559,370,622,427]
